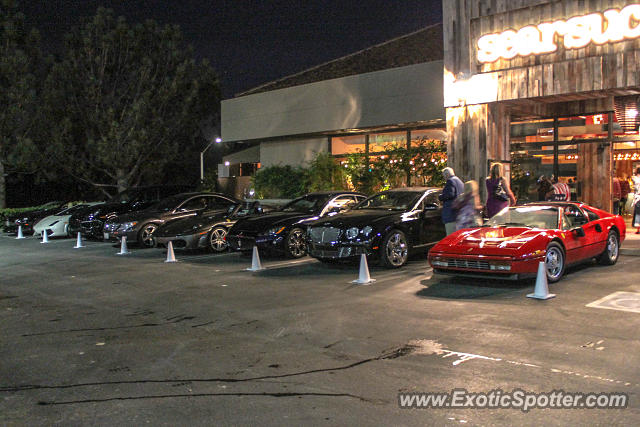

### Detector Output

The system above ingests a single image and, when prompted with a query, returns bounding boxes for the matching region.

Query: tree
[45,8,219,197]
[0,0,42,208]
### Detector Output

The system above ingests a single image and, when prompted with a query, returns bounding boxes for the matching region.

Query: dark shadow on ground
[417,275,531,299]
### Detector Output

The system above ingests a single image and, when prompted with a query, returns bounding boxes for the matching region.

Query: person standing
[546,177,570,201]
[454,180,483,230]
[632,167,640,234]
[439,167,464,235]
[485,163,516,218]
[613,176,621,215]
[620,174,630,215]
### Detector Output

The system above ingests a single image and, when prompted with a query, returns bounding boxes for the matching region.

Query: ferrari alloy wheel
[598,230,619,265]
[545,242,565,283]
[138,223,158,248]
[286,227,307,258]
[381,230,409,268]
[209,227,228,253]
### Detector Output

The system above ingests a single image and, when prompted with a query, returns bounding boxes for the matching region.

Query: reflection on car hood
[439,227,548,254]
[232,211,317,232]
[308,209,400,228]
[157,212,232,236]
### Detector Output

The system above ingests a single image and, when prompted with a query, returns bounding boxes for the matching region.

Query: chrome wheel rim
[386,233,408,266]
[545,246,563,280]
[140,224,157,247]
[287,229,306,257]
[607,233,619,261]
[210,228,228,252]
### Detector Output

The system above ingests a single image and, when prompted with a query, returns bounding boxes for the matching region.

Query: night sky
[20,0,442,99]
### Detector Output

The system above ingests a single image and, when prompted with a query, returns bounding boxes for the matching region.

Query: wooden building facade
[443,0,640,211]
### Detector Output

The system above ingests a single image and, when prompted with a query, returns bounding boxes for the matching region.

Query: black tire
[380,229,409,268]
[209,226,228,253]
[545,242,565,283]
[597,230,619,265]
[138,223,158,248]
[285,227,307,258]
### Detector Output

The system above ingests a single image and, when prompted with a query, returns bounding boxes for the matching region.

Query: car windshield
[485,206,559,229]
[149,195,186,212]
[54,204,88,215]
[356,191,422,211]
[281,194,330,214]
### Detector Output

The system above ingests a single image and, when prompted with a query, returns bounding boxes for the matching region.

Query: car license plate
[103,232,109,240]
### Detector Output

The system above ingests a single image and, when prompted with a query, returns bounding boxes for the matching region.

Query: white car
[33,203,101,238]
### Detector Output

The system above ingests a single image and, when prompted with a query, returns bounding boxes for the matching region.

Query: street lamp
[200,137,222,182]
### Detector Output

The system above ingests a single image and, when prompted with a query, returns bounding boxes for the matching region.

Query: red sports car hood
[435,226,549,256]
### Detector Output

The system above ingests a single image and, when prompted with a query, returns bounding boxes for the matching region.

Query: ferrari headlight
[264,226,286,236]
[346,227,359,239]
[362,226,373,237]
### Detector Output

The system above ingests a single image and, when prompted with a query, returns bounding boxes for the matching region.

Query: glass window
[180,197,207,211]
[207,196,235,210]
[356,191,422,211]
[369,131,406,153]
[562,205,589,229]
[331,135,366,155]
[582,208,600,221]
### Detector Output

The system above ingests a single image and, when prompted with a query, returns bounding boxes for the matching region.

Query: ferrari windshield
[486,206,559,229]
[356,191,422,211]
[281,194,330,213]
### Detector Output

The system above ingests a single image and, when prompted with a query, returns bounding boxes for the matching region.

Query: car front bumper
[155,232,209,250]
[307,242,373,259]
[226,233,285,253]
[70,219,105,239]
[428,253,544,281]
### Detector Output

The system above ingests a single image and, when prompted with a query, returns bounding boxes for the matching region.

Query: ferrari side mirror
[570,226,586,237]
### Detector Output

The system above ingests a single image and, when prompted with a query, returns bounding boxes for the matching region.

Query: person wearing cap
[438,167,464,235]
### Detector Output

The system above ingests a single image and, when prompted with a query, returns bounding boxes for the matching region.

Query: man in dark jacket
[438,167,464,235]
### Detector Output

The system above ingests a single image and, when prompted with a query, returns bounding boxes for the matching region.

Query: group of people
[439,163,516,235]
[438,165,640,236]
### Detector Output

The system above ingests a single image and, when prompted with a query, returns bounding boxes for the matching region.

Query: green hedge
[0,202,88,225]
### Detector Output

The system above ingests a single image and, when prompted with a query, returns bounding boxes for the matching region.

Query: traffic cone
[41,230,49,244]
[527,261,556,300]
[165,241,177,263]
[116,236,130,255]
[74,232,84,248]
[352,254,376,285]
[15,225,25,239]
[246,246,265,271]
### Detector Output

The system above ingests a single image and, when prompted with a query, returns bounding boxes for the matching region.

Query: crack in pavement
[36,391,374,406]
[20,317,197,336]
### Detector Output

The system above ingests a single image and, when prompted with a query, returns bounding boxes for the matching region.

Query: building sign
[477,4,640,63]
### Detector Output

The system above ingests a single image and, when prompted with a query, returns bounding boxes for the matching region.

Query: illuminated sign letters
[477,4,640,63]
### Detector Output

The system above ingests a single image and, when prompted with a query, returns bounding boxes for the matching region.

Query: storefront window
[331,135,366,155]
[368,131,406,153]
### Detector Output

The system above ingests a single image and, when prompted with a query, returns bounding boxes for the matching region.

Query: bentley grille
[308,227,341,244]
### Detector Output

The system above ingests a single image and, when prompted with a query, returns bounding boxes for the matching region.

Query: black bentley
[225,191,367,258]
[306,187,445,268]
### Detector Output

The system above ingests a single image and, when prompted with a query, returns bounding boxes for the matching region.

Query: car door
[579,206,607,258]
[418,191,446,246]
[560,205,590,263]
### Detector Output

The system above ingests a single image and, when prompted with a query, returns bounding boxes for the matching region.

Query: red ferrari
[428,202,625,282]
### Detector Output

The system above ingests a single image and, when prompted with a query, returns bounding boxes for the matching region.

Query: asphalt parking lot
[1,235,639,425]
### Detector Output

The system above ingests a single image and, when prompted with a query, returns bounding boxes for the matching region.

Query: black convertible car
[225,191,367,258]
[103,193,238,248]
[306,187,445,268]
[153,201,263,252]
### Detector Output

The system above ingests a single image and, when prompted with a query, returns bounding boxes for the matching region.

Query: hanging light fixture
[614,96,640,133]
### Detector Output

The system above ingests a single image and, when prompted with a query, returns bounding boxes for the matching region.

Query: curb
[620,248,640,257]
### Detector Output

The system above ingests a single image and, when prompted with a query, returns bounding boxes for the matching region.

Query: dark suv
[69,185,192,239]
[103,193,239,247]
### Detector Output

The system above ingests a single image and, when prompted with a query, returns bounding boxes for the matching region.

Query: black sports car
[225,191,367,258]
[4,201,66,235]
[153,201,264,252]
[69,185,192,239]
[103,193,239,248]
[306,187,445,268]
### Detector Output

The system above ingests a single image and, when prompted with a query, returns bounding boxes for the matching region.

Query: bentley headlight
[362,226,373,237]
[346,227,359,239]
[264,226,286,236]
[120,221,138,232]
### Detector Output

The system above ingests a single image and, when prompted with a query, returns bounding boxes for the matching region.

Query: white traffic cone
[352,254,376,285]
[74,232,84,248]
[527,261,556,300]
[15,225,25,239]
[41,230,49,244]
[165,241,177,263]
[246,246,265,271]
[116,236,130,255]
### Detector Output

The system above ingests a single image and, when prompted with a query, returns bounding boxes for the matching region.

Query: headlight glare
[346,227,359,239]
[362,226,373,237]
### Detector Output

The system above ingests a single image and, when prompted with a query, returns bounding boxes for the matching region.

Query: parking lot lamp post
[200,137,222,182]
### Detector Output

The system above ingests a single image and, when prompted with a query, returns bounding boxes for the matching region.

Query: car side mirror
[570,226,586,237]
